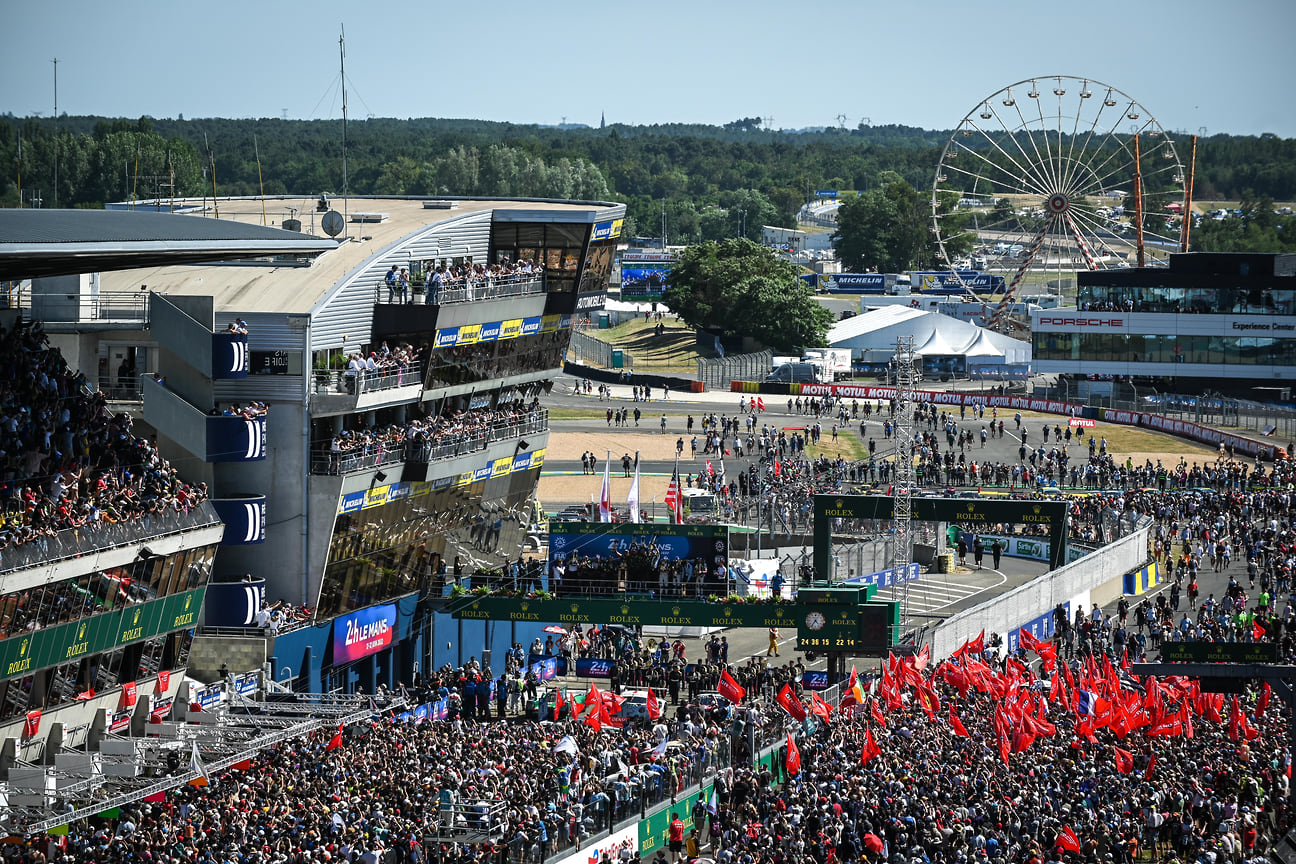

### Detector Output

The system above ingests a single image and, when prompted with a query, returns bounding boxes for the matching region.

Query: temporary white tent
[826,305,1031,367]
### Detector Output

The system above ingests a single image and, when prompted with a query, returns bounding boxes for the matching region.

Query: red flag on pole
[949,704,970,738]
[1113,746,1134,774]
[777,684,806,721]
[1058,826,1082,853]
[647,687,662,721]
[326,722,343,751]
[1254,620,1266,642]
[718,669,746,704]
[1145,752,1157,780]
[861,729,881,765]
[785,733,801,776]
[554,688,565,721]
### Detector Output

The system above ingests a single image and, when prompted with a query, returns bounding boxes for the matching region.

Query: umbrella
[863,834,884,854]
[542,625,567,635]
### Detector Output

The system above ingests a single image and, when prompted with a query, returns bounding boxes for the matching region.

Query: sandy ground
[537,431,719,510]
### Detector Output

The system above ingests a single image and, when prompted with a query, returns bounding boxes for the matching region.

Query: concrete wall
[930,527,1150,660]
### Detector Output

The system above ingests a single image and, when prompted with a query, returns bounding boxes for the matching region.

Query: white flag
[627,452,641,523]
[553,734,579,756]
[651,738,669,759]
[599,450,613,523]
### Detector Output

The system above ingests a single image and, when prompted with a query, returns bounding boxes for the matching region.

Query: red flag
[157,670,171,691]
[755,396,765,412]
[870,699,886,727]
[1058,826,1082,853]
[958,629,985,658]
[122,681,138,708]
[785,733,801,776]
[913,643,931,672]
[75,688,96,701]
[326,722,343,751]
[554,688,565,721]
[718,669,746,704]
[23,710,40,738]
[777,684,806,721]
[647,687,662,721]
[231,759,253,771]
[143,791,167,804]
[1254,620,1266,642]
[861,729,881,765]
[774,458,781,478]
[810,692,834,722]
[949,704,970,738]
[1145,753,1157,780]
[1258,682,1272,717]
[1113,746,1134,774]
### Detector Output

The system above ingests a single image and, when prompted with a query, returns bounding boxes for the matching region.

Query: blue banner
[1006,602,1069,654]
[206,414,267,462]
[211,495,266,545]
[801,671,830,691]
[575,657,615,678]
[331,603,397,665]
[847,563,920,590]
[211,333,250,379]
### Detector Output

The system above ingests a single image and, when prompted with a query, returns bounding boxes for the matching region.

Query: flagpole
[628,450,641,523]
[600,449,612,522]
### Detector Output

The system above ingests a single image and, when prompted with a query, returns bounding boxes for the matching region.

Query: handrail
[0,501,222,576]
[312,361,424,397]
[372,273,545,306]
[311,411,548,475]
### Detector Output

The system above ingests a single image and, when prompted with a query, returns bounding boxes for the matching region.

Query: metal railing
[0,501,221,576]
[311,410,548,475]
[698,349,774,388]
[372,273,545,306]
[17,290,152,323]
[567,329,626,369]
[98,374,147,402]
[312,361,424,396]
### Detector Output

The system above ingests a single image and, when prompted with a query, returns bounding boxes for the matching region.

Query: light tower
[890,336,918,636]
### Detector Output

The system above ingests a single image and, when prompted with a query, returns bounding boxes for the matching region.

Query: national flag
[627,452,641,523]
[325,721,344,751]
[848,666,866,706]
[755,396,765,412]
[706,789,719,815]
[1113,746,1134,774]
[949,704,970,738]
[598,450,613,522]
[777,684,806,721]
[718,669,746,704]
[785,733,801,777]
[861,729,881,765]
[705,459,714,477]
[647,687,662,721]
[1075,689,1098,717]
[664,459,683,524]
[1057,826,1082,853]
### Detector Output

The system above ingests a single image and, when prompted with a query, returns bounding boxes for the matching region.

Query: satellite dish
[321,210,345,238]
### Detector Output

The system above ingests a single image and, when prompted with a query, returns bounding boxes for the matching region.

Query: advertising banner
[801,671,830,690]
[332,604,397,665]
[548,522,729,569]
[575,658,615,678]
[1006,602,1068,654]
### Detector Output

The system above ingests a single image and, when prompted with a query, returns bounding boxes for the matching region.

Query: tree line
[3,115,1292,247]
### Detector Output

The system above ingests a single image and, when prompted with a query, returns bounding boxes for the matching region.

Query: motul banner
[23,710,40,738]
[122,681,138,708]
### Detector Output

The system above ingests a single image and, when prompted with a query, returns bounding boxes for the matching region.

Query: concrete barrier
[929,526,1150,660]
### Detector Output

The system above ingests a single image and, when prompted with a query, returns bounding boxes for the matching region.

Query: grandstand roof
[0,209,336,281]
[95,196,619,316]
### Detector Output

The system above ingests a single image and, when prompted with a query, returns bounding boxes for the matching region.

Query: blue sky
[4,0,1294,137]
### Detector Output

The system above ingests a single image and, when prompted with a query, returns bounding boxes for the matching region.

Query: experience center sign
[812,494,1070,572]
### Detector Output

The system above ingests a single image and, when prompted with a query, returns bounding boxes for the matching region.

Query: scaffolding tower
[891,336,918,637]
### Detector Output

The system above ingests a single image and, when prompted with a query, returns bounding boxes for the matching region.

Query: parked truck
[802,348,852,381]
[766,362,826,384]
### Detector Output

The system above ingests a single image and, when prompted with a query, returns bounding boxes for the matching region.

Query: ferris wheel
[931,76,1186,324]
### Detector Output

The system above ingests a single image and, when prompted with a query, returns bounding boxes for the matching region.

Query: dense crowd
[0,318,210,552]
[383,260,543,304]
[321,402,545,475]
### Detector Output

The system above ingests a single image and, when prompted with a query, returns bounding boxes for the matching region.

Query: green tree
[662,239,833,353]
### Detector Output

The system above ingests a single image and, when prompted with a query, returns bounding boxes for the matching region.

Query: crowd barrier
[731,381,1283,460]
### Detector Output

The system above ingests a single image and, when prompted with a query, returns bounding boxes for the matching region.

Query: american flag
[664,460,683,524]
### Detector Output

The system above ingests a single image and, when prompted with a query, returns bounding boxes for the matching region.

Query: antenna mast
[891,336,917,639]
[255,135,267,225]
[340,26,349,235]
[52,58,58,208]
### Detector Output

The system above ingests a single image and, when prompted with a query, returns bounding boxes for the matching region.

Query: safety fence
[568,329,629,370]
[697,350,772,389]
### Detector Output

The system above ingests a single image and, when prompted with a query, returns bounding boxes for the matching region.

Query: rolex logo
[19,639,28,658]
[672,606,681,616]
[776,609,784,618]
[184,594,193,611]
[520,602,529,612]
[836,499,844,508]
[620,605,630,615]
[78,622,88,640]
[570,604,579,614]
[724,608,733,617]
[1033,504,1041,514]
[133,608,142,625]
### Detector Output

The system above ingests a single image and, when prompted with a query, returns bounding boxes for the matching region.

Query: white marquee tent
[826,306,1030,367]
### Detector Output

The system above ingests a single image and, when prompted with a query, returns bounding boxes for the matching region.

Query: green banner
[0,588,205,681]
[1159,642,1278,664]
[639,782,713,856]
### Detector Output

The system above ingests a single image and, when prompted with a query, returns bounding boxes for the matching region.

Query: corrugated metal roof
[0,209,335,281]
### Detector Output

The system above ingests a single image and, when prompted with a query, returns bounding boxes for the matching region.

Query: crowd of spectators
[382,260,543,305]
[0,318,210,552]
[320,401,546,475]
[341,342,424,394]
